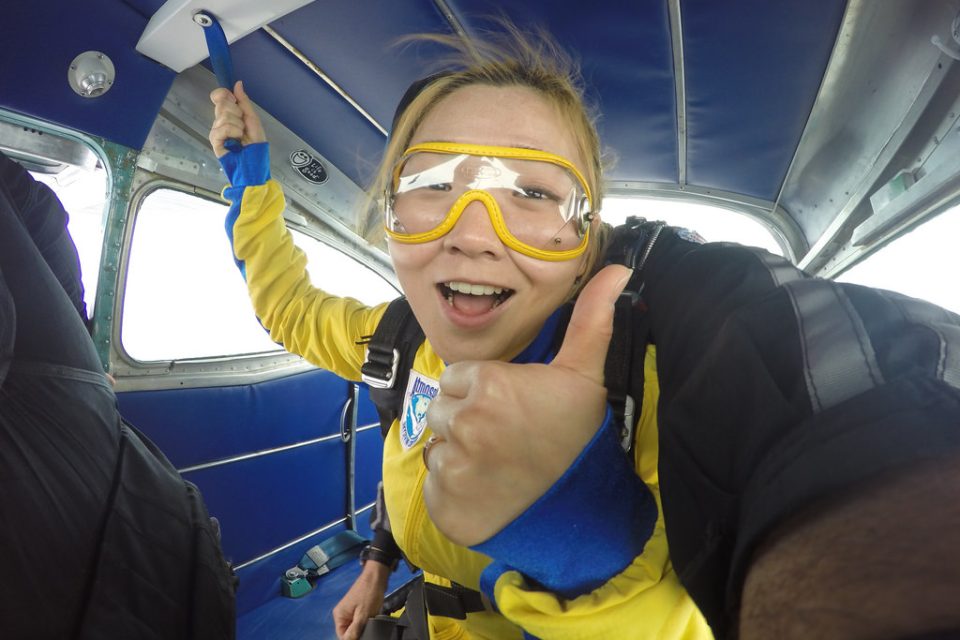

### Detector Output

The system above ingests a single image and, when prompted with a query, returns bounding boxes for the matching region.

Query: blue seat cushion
[237,560,420,640]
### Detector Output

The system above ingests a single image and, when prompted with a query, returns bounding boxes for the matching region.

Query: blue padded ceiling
[682,0,846,201]
[267,1,456,136]
[0,0,175,150]
[225,30,389,187]
[448,0,846,198]
[221,0,454,188]
[2,0,849,203]
[446,0,679,185]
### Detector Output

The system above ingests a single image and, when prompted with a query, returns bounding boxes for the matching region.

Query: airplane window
[292,228,399,306]
[121,188,396,362]
[836,203,960,314]
[31,164,108,317]
[602,197,784,256]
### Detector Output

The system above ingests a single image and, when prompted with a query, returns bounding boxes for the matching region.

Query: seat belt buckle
[281,532,369,598]
[281,567,314,598]
[361,346,400,389]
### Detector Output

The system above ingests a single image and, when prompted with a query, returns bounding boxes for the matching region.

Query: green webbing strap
[281,530,368,598]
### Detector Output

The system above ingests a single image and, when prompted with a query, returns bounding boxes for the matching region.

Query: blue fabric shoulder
[472,409,657,602]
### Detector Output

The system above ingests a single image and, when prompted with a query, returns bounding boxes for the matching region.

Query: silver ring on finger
[422,434,444,471]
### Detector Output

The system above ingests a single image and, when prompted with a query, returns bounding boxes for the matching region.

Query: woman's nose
[442,196,505,258]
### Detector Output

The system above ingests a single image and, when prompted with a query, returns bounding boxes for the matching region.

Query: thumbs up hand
[422,265,633,546]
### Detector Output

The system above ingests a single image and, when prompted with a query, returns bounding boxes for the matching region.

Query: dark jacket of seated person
[0,151,87,323]
[0,158,236,639]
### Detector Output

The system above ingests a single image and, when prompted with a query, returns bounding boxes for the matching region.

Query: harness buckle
[361,345,400,389]
[620,394,636,453]
[607,390,636,453]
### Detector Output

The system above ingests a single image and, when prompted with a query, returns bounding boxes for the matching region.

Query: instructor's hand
[208,80,266,157]
[332,561,389,640]
[423,265,632,546]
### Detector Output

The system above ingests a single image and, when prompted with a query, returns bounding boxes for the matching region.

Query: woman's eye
[517,187,557,201]
[427,183,453,192]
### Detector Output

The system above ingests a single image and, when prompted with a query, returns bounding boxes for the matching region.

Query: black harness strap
[604,292,642,457]
[423,581,488,619]
[359,578,430,640]
[599,216,665,457]
[360,297,425,437]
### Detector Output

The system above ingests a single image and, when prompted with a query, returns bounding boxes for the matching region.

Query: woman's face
[388,84,592,364]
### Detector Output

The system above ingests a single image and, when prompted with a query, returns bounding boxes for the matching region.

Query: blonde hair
[363,23,609,281]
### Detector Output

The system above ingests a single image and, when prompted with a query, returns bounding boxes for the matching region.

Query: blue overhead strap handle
[196,11,242,153]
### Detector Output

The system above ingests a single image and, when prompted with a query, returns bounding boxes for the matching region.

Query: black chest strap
[601,216,666,457]
[359,297,425,437]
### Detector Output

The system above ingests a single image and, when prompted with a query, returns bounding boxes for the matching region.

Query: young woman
[209,31,709,640]
[209,27,960,640]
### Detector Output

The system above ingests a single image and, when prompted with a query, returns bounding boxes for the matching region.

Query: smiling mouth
[439,281,515,313]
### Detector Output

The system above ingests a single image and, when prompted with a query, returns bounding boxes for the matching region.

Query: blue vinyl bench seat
[237,558,420,640]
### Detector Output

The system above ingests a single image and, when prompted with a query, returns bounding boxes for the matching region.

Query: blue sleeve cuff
[218,142,271,187]
[472,409,657,601]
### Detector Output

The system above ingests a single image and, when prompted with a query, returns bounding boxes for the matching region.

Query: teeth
[447,281,504,296]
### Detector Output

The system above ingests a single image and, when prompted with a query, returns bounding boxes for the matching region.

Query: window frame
[110,179,398,391]
[834,198,960,314]
[603,183,803,262]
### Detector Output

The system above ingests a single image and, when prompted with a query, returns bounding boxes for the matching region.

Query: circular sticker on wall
[290,149,328,184]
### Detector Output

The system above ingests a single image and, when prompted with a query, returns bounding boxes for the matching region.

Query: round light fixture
[68,51,116,98]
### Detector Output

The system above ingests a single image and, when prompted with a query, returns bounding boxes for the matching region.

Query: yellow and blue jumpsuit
[219,143,711,639]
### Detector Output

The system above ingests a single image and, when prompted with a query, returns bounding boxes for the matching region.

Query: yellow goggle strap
[385,189,590,262]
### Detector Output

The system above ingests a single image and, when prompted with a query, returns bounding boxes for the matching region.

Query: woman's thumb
[551,264,632,384]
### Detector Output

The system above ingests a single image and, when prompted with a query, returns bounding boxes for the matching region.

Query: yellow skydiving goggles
[384,142,594,261]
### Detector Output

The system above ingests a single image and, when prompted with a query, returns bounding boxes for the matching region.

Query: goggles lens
[386,144,592,259]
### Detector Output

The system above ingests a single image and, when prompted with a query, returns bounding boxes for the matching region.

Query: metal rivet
[193,12,213,27]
